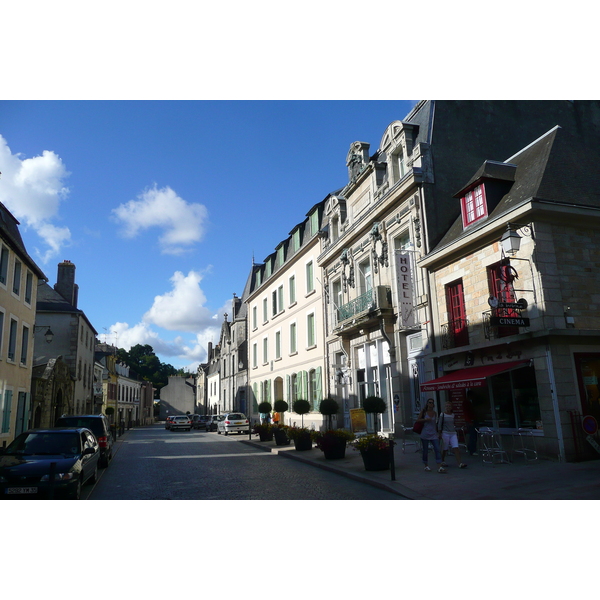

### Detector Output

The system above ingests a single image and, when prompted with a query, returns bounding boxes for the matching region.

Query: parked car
[192,415,209,430]
[170,415,192,431]
[55,414,114,468]
[217,413,250,435]
[206,415,225,432]
[165,416,176,430]
[0,427,100,499]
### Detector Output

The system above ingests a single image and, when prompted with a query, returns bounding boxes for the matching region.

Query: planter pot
[273,429,290,446]
[360,448,391,471]
[293,435,313,451]
[322,439,347,460]
[258,431,273,442]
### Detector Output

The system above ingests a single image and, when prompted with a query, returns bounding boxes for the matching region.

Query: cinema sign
[489,316,530,327]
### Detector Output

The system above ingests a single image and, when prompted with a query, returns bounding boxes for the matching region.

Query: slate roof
[433,125,600,251]
[0,201,47,280]
[37,280,98,334]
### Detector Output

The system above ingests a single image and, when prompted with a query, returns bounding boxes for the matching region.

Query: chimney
[54,260,79,307]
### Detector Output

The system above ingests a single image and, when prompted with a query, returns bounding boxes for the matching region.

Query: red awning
[420,360,530,392]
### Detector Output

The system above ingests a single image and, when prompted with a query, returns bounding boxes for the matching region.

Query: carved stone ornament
[340,249,355,292]
[370,222,388,273]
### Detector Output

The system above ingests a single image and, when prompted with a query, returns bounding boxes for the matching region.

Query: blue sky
[0,100,418,369]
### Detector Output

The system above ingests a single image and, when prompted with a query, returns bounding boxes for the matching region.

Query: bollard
[389,435,396,481]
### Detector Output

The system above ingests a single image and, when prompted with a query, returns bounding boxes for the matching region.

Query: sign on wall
[395,251,415,327]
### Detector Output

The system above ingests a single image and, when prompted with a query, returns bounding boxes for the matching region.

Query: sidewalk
[230,433,600,500]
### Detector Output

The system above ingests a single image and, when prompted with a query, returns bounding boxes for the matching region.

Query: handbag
[413,420,424,434]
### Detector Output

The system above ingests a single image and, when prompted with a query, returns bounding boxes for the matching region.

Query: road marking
[145,452,275,459]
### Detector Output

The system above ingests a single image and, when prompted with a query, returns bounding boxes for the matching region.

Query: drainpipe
[545,347,565,462]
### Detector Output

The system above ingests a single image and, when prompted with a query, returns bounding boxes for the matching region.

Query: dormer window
[461,184,487,227]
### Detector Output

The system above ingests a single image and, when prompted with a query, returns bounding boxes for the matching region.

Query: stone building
[246,201,328,429]
[419,124,600,461]
[0,201,47,444]
[35,261,97,416]
[159,375,196,420]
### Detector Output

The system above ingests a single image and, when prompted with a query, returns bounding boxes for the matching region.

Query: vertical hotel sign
[395,250,415,327]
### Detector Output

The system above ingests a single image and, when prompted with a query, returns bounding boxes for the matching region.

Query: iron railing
[440,318,469,349]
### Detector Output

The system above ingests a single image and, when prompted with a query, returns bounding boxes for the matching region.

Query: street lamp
[500,223,534,256]
[34,325,54,344]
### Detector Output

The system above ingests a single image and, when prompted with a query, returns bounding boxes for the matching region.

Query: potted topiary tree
[319,398,339,430]
[363,396,387,434]
[258,401,272,425]
[288,399,312,451]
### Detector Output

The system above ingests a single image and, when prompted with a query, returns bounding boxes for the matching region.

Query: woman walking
[415,399,445,473]
[440,401,468,469]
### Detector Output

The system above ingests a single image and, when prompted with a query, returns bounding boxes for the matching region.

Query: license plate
[6,487,38,494]
[234,421,243,425]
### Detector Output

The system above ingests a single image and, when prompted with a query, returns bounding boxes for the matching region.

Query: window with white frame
[12,260,21,296]
[24,271,33,305]
[0,246,8,286]
[8,318,18,362]
[289,322,297,354]
[252,305,258,330]
[252,343,258,368]
[262,298,268,323]
[358,258,372,294]
[307,312,315,348]
[20,325,29,365]
[332,278,343,325]
[289,275,296,305]
[275,330,281,360]
[263,337,268,364]
[306,261,314,294]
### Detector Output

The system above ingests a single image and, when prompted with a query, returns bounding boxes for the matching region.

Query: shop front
[420,359,541,433]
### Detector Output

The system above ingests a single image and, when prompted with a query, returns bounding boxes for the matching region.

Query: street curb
[236,436,421,499]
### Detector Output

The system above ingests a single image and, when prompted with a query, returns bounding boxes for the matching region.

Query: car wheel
[217,430,221,434]
[224,431,228,436]
[71,477,82,500]
[88,463,98,484]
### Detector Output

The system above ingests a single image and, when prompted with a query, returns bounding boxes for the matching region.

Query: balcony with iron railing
[483,307,530,340]
[441,318,470,350]
[334,286,393,334]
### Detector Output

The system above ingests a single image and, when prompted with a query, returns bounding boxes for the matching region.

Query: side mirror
[83,447,96,456]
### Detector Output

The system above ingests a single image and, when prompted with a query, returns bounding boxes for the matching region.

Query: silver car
[217,413,250,435]
[170,415,192,431]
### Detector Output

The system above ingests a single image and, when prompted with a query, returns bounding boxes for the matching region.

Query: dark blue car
[0,427,100,500]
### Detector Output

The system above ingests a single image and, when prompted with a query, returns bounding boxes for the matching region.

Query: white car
[217,413,250,435]
[170,415,192,431]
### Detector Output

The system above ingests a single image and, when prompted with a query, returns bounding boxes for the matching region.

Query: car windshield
[175,416,188,421]
[228,414,245,420]
[56,417,103,436]
[6,432,81,456]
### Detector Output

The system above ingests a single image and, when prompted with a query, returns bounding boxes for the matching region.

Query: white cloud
[100,321,221,370]
[112,184,208,255]
[143,270,215,332]
[0,134,71,262]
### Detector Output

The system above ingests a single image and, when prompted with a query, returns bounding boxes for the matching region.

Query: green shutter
[286,375,290,402]
[316,367,322,410]
[301,371,308,405]
[2,390,13,434]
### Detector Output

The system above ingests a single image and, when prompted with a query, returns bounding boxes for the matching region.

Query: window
[445,280,468,347]
[263,298,268,323]
[252,305,258,330]
[20,325,29,365]
[272,290,278,316]
[252,343,258,368]
[13,260,21,295]
[332,279,343,325]
[263,337,268,364]
[307,313,315,347]
[290,373,298,403]
[0,246,8,285]
[0,311,4,356]
[290,322,297,354]
[289,275,296,305]
[8,318,18,362]
[278,285,284,313]
[358,259,372,294]
[1,390,13,434]
[23,271,33,305]
[310,210,319,236]
[461,184,487,227]
[275,330,281,359]
[306,261,314,294]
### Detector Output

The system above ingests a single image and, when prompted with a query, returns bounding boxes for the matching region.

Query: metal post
[389,435,396,481]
